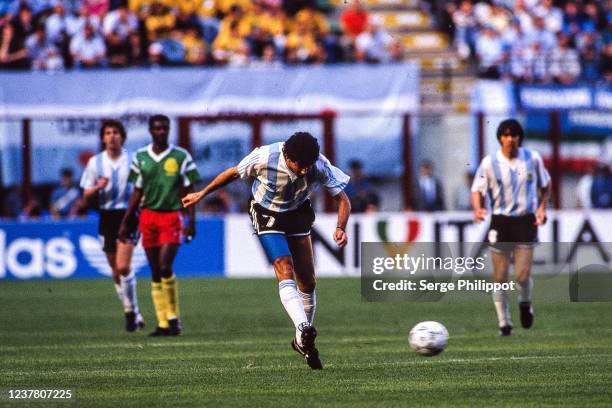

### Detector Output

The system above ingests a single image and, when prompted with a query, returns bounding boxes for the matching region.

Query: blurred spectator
[144,0,176,42]
[19,197,47,220]
[355,23,402,63]
[452,0,478,60]
[453,171,474,211]
[340,0,368,60]
[26,23,64,69]
[50,168,81,219]
[45,1,79,46]
[475,24,503,78]
[0,6,32,69]
[182,27,206,65]
[549,33,580,84]
[83,0,109,18]
[344,159,380,213]
[601,41,612,81]
[213,19,249,65]
[70,23,106,67]
[414,160,445,212]
[591,163,612,209]
[533,0,563,34]
[340,0,368,40]
[285,18,324,64]
[103,4,138,40]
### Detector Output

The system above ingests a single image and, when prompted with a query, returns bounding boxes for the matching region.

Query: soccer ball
[408,321,448,356]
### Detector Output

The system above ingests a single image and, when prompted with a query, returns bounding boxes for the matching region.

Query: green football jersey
[129,144,201,211]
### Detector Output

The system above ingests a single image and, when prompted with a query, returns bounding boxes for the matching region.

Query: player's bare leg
[491,250,512,335]
[514,247,535,329]
[116,242,144,331]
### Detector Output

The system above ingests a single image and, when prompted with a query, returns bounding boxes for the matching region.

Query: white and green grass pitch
[1,278,611,407]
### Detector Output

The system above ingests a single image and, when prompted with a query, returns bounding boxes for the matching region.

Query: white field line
[3,331,612,352]
[3,354,612,377]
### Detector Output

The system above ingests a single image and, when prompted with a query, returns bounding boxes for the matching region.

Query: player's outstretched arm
[181,166,241,208]
[333,191,351,248]
[471,191,487,223]
[119,187,143,242]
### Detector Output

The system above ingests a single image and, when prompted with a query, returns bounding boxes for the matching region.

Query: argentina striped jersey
[471,148,551,216]
[237,142,350,212]
[80,149,132,210]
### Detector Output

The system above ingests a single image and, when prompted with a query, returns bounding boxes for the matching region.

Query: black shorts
[487,214,538,253]
[98,209,140,253]
[248,198,315,237]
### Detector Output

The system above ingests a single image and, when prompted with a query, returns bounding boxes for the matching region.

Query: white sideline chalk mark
[3,354,612,377]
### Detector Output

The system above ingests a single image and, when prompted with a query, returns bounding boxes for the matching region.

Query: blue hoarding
[0,216,224,280]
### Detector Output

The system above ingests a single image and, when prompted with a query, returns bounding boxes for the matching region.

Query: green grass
[1,278,611,407]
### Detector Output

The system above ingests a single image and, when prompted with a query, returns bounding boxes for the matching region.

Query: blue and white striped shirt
[472,148,551,216]
[237,142,350,212]
[80,149,132,210]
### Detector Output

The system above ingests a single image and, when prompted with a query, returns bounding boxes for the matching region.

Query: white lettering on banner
[46,238,77,279]
[225,211,612,278]
[6,238,44,279]
[0,232,78,279]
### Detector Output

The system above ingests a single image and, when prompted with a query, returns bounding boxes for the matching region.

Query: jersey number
[261,214,276,228]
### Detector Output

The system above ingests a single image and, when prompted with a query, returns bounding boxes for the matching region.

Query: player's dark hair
[99,119,127,144]
[149,114,170,128]
[283,132,320,167]
[496,119,524,145]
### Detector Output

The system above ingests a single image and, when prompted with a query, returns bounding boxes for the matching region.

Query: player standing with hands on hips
[471,119,551,336]
[182,132,351,369]
[119,115,201,336]
[81,119,144,332]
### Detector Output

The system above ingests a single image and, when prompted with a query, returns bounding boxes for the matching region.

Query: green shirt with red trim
[129,144,201,211]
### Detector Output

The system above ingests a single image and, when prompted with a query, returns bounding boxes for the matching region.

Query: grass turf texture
[1,278,611,407]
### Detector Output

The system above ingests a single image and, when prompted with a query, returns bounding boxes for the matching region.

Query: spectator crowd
[443,0,611,83]
[0,0,404,70]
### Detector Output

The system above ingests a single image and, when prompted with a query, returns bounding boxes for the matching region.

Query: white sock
[113,282,129,312]
[518,277,533,303]
[297,289,316,324]
[120,271,139,314]
[492,289,512,327]
[278,280,309,346]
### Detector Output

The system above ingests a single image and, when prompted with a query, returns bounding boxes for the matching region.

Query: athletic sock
[492,288,512,328]
[114,282,129,312]
[278,280,309,346]
[151,282,169,329]
[161,274,179,321]
[518,277,533,304]
[297,289,316,324]
[120,271,139,314]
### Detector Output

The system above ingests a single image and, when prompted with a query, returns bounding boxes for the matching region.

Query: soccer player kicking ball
[80,120,144,332]
[119,115,201,336]
[182,132,351,369]
[471,119,551,336]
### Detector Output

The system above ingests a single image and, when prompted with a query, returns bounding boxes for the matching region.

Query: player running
[119,114,201,336]
[80,119,145,332]
[181,132,351,369]
[471,119,551,336]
